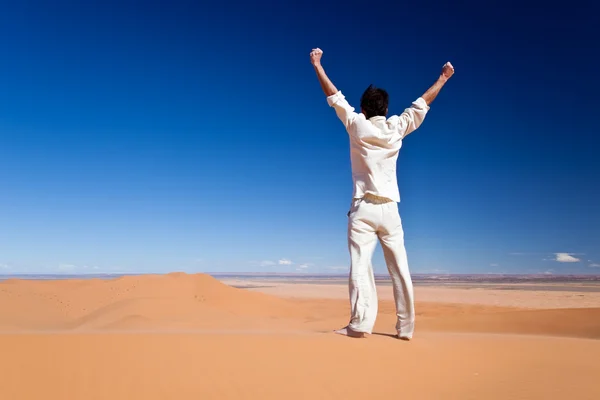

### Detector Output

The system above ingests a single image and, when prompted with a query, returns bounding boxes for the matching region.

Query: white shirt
[327,91,429,203]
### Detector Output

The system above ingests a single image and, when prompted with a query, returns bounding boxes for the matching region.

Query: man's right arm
[311,48,357,129]
[311,48,338,97]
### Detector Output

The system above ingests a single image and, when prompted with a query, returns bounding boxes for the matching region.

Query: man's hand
[441,62,454,81]
[421,61,455,105]
[310,48,323,66]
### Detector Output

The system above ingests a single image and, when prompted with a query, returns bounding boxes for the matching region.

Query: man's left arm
[396,62,455,139]
[421,62,455,106]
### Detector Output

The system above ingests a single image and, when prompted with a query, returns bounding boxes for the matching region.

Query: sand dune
[0,273,302,332]
[1,273,599,399]
[1,273,599,338]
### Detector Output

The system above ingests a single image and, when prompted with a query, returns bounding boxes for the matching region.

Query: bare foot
[334,326,366,338]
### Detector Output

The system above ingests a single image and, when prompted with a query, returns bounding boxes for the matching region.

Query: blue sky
[0,0,598,275]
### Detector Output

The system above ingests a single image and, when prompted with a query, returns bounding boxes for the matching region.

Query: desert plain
[0,272,599,399]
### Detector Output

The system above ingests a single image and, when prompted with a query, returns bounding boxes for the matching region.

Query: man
[310,47,454,340]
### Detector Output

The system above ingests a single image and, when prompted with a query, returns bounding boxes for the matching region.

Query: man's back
[326,91,430,202]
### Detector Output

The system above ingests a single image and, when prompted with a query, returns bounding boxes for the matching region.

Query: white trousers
[346,196,415,338]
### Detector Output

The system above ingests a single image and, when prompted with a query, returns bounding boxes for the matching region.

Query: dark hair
[360,85,389,119]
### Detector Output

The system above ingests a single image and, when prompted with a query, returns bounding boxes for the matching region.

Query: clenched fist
[310,48,323,66]
[441,62,454,80]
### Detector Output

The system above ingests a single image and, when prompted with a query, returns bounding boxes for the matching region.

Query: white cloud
[544,270,554,275]
[0,263,10,270]
[490,263,499,267]
[57,263,78,271]
[278,259,293,266]
[259,260,276,267]
[296,264,309,269]
[510,252,578,257]
[554,253,581,263]
[589,263,600,268]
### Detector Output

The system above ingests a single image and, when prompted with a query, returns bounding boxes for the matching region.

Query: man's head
[360,85,389,119]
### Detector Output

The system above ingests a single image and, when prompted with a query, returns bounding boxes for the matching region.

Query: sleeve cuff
[327,91,345,107]
[414,97,430,110]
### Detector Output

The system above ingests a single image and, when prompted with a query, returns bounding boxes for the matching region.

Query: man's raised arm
[311,48,357,129]
[396,62,455,139]
[421,62,455,105]
[311,48,338,96]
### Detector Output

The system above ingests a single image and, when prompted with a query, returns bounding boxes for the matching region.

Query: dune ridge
[0,273,302,332]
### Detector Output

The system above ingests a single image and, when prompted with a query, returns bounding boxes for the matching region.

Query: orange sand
[1,273,599,399]
[223,278,600,309]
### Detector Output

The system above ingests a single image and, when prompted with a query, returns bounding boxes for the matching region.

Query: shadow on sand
[371,332,410,341]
